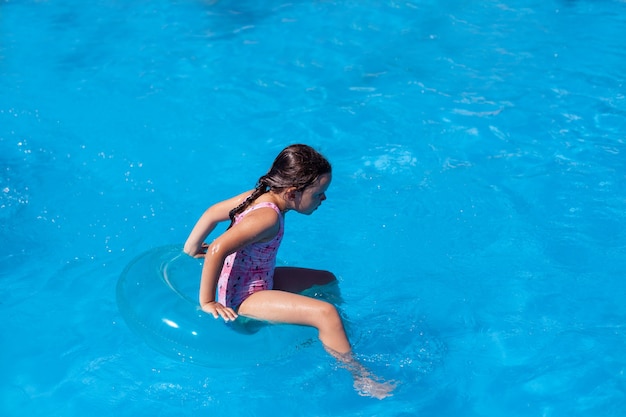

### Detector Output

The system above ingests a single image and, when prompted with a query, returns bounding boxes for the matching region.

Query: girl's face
[294,173,331,215]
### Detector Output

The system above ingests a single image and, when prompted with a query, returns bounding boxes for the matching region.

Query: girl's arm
[183,190,255,257]
[198,206,281,320]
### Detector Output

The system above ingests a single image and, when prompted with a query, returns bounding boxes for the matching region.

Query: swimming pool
[2,0,625,415]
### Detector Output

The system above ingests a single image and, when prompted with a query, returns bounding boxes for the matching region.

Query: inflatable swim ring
[116,245,316,367]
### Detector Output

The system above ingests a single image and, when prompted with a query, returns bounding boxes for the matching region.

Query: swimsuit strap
[238,201,283,220]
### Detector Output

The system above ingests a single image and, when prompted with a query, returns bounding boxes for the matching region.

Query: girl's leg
[238,289,351,353]
[273,266,336,293]
[244,270,396,399]
[239,289,396,399]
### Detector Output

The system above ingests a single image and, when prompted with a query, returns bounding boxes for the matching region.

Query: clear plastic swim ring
[116,245,316,367]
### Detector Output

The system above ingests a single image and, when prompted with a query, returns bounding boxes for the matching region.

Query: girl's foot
[353,375,397,399]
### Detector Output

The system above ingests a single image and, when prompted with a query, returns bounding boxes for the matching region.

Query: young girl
[184,144,395,399]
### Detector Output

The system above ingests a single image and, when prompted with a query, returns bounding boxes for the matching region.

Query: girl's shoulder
[246,192,285,215]
[238,202,283,230]
[234,202,282,242]
[245,201,281,214]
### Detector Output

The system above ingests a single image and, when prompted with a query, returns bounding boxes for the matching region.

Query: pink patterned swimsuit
[217,202,284,309]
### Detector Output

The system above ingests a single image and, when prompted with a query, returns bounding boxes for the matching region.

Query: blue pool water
[2,0,625,415]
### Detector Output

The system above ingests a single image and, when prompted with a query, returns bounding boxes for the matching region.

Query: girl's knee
[314,301,350,353]
[317,302,343,328]
[319,270,337,285]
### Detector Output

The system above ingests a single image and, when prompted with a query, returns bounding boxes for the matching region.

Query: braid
[227,178,269,228]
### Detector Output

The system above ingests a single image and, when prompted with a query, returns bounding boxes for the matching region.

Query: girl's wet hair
[228,144,331,225]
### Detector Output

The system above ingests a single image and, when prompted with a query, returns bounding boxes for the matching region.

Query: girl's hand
[184,243,209,258]
[201,301,238,322]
